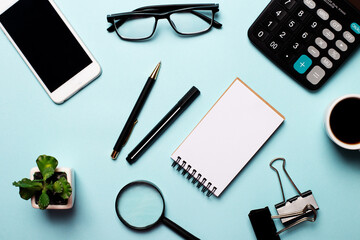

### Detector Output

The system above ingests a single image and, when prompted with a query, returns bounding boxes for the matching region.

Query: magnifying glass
[115,180,200,240]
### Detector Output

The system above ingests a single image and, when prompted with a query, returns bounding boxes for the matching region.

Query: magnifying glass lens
[116,184,164,228]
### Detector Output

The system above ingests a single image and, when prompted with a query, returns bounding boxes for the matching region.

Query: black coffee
[329,97,360,144]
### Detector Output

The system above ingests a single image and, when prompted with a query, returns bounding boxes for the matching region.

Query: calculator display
[248,0,360,90]
[347,0,360,11]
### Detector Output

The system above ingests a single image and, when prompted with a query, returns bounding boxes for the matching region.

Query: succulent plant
[13,155,72,210]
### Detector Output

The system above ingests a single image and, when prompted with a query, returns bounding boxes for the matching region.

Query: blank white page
[171,78,284,197]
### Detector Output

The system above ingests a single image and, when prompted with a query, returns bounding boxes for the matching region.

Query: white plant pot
[30,167,75,210]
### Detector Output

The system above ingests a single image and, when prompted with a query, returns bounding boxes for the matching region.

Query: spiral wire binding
[172,156,217,197]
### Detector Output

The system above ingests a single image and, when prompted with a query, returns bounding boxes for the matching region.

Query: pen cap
[178,87,200,107]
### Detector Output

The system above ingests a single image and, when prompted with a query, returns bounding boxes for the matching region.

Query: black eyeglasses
[107,4,222,41]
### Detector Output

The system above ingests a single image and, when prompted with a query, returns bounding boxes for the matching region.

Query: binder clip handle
[273,204,317,236]
[249,204,317,239]
[269,158,302,203]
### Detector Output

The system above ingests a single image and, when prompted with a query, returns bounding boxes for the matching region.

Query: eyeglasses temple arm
[190,10,222,28]
[107,18,126,32]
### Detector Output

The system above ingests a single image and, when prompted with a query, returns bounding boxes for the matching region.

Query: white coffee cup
[325,94,360,150]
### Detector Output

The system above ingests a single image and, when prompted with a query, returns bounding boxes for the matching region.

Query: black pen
[126,86,200,164]
[111,62,161,160]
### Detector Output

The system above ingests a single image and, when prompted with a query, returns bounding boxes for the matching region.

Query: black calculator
[248,0,360,90]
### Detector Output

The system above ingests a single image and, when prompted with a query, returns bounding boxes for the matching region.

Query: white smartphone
[0,0,101,104]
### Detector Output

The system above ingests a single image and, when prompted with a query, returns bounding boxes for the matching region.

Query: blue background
[1,0,360,239]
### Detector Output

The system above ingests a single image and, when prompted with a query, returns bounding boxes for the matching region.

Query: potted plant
[13,155,75,210]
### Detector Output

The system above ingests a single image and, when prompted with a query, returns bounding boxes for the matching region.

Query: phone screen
[0,0,92,93]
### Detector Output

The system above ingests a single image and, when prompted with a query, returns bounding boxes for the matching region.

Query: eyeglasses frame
[107,4,221,41]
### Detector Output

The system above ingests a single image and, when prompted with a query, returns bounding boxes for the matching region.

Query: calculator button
[264,16,279,31]
[308,46,320,58]
[268,39,282,51]
[288,19,300,31]
[328,48,340,60]
[317,9,329,21]
[278,29,290,41]
[294,55,312,74]
[282,0,296,10]
[281,52,296,62]
[351,23,360,35]
[335,40,348,52]
[290,41,302,51]
[306,66,325,85]
[330,20,342,32]
[255,29,269,41]
[321,57,333,69]
[296,9,309,21]
[309,20,321,31]
[343,31,355,43]
[300,31,312,42]
[304,0,316,9]
[288,19,299,31]
[315,37,327,49]
[323,28,335,40]
[273,7,287,20]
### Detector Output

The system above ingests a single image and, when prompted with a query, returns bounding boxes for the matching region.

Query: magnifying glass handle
[162,217,200,240]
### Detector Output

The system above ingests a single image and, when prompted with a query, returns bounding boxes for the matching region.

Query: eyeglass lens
[170,10,213,34]
[115,16,156,40]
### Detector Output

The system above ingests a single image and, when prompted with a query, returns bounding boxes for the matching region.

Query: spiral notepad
[171,78,284,197]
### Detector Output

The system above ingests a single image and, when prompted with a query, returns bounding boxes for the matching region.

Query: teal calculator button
[351,23,360,34]
[294,55,312,74]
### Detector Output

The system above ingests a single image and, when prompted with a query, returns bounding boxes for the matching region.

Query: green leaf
[19,187,36,200]
[36,155,58,180]
[13,179,43,200]
[38,192,50,210]
[53,181,63,193]
[13,178,43,190]
[46,183,53,192]
[57,177,72,199]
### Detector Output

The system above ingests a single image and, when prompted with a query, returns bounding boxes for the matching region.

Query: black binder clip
[249,204,317,240]
[270,158,319,225]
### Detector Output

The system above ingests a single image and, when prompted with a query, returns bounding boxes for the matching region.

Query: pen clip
[123,120,138,146]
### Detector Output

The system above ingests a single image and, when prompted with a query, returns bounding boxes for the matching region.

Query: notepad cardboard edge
[170,77,285,197]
